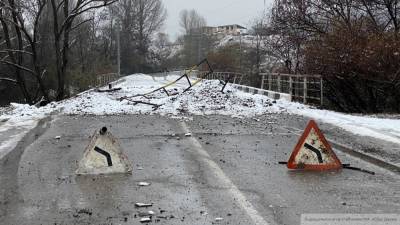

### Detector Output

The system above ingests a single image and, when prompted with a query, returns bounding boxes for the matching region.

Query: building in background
[193,24,247,36]
[217,24,247,36]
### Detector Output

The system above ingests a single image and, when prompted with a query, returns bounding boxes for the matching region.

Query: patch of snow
[217,35,257,48]
[287,106,400,145]
[0,132,29,159]
[0,114,40,159]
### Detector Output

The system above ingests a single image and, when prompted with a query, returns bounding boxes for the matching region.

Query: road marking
[179,121,270,225]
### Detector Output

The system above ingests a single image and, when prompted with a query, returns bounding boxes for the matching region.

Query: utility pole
[239,33,242,72]
[197,33,202,63]
[117,20,121,76]
[264,0,266,16]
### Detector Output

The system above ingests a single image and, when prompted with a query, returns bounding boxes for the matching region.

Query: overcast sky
[162,0,273,40]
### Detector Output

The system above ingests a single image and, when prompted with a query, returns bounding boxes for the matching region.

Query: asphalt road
[0,114,399,225]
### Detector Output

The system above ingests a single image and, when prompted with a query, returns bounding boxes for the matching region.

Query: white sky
[162,0,273,40]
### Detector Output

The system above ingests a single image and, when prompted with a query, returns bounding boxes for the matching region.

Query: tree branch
[0,59,36,75]
[0,77,18,84]
[0,49,33,55]
[70,17,93,31]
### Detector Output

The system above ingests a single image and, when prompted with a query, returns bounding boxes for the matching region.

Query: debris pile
[1,74,286,119]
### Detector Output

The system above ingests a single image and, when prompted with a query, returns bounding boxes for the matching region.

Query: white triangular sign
[76,127,132,175]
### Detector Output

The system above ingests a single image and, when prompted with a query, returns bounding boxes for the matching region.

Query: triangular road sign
[76,127,132,175]
[287,120,342,170]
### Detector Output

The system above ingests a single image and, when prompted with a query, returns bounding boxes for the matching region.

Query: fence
[199,71,244,84]
[149,70,245,85]
[260,73,323,105]
[148,70,188,80]
[96,73,121,87]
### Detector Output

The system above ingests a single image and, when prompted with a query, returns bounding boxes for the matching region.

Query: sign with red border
[287,120,342,170]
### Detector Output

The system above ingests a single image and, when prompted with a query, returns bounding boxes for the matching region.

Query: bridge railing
[96,73,121,87]
[198,71,244,84]
[148,70,189,80]
[149,70,245,85]
[260,73,323,105]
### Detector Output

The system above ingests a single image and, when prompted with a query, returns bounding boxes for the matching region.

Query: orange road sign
[287,120,342,170]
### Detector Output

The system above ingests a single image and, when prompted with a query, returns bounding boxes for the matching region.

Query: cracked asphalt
[0,114,399,225]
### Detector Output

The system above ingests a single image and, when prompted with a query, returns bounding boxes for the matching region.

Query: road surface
[1,114,399,225]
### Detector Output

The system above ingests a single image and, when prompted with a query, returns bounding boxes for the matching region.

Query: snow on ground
[0,122,36,159]
[0,106,44,159]
[56,74,283,116]
[290,108,400,145]
[1,73,400,156]
[217,35,257,48]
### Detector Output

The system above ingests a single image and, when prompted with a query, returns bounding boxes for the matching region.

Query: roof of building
[218,24,247,29]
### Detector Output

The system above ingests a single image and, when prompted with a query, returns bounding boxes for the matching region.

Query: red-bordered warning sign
[287,120,342,170]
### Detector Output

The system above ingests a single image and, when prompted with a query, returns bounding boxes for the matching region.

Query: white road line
[179,121,270,225]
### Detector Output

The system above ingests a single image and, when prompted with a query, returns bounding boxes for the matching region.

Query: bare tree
[111,0,167,73]
[267,0,400,112]
[0,0,31,103]
[134,0,167,56]
[49,0,117,100]
[0,0,49,103]
[177,9,210,66]
[179,9,206,35]
[0,0,117,103]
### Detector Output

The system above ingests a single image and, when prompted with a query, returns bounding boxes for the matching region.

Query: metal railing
[96,73,121,87]
[260,73,323,105]
[149,70,245,85]
[199,71,244,84]
[149,70,188,80]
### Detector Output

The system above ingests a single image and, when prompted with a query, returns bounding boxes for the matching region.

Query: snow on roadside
[288,106,400,145]
[0,127,34,159]
[0,104,46,159]
[1,73,400,148]
[286,105,400,166]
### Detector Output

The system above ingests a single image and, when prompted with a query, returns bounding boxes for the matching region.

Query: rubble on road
[200,211,208,216]
[140,217,151,223]
[135,203,153,208]
[138,211,155,217]
[138,182,151,186]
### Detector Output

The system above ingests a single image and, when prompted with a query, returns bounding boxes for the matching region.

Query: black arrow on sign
[304,143,324,163]
[94,146,113,167]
